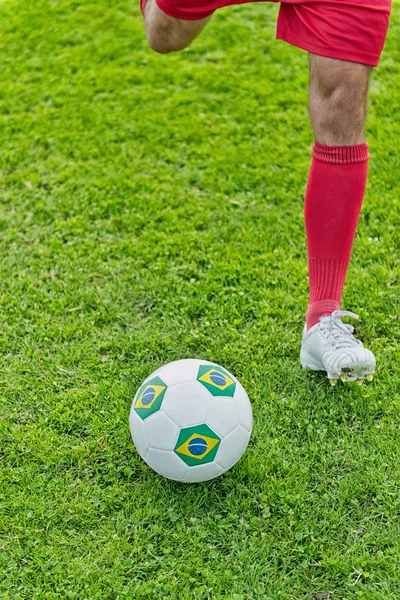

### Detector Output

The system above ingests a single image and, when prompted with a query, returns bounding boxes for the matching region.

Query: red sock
[305,142,369,329]
[140,0,148,15]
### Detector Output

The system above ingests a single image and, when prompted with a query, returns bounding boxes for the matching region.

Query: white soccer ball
[129,359,253,482]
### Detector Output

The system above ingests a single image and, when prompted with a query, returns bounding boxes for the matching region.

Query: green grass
[1,0,400,598]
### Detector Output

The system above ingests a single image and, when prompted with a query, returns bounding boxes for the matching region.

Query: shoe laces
[319,310,362,349]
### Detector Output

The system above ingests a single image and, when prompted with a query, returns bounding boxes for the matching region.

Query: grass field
[1,0,400,598]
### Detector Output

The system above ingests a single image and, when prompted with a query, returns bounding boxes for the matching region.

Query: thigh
[309,54,371,97]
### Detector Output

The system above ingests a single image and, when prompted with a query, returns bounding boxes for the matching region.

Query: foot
[300,310,375,385]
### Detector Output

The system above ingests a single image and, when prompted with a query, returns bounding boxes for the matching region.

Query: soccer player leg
[277,0,390,382]
[301,55,375,384]
[141,0,211,53]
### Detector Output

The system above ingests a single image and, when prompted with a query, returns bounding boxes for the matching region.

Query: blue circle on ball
[141,387,155,406]
[210,371,227,386]
[188,437,208,456]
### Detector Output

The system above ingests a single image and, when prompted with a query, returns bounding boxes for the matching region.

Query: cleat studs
[355,380,364,386]
[340,376,349,383]
[366,375,374,382]
[329,379,337,387]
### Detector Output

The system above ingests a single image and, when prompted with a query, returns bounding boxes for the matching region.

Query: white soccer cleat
[300,310,376,384]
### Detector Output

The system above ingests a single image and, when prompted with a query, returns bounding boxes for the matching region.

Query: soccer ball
[129,359,253,482]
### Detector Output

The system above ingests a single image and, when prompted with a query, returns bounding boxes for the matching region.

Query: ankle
[306,299,340,329]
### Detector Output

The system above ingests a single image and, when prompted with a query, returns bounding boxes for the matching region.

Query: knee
[324,80,366,124]
[147,31,177,54]
[143,0,208,54]
[147,38,173,54]
[146,23,190,54]
[311,78,369,145]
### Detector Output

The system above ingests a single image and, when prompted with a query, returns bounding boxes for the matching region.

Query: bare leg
[309,54,371,145]
[143,0,211,54]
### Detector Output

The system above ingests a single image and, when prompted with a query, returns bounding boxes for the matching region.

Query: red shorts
[153,0,392,66]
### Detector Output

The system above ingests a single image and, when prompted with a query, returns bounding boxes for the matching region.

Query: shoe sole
[301,350,375,385]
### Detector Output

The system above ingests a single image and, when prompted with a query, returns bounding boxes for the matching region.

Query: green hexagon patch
[174,424,221,467]
[133,376,167,420]
[196,364,236,397]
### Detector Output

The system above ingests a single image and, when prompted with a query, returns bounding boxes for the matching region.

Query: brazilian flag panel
[134,376,167,420]
[174,424,221,467]
[197,364,236,397]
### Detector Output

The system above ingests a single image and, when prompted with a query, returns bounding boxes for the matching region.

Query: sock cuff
[312,143,370,165]
[140,0,147,14]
